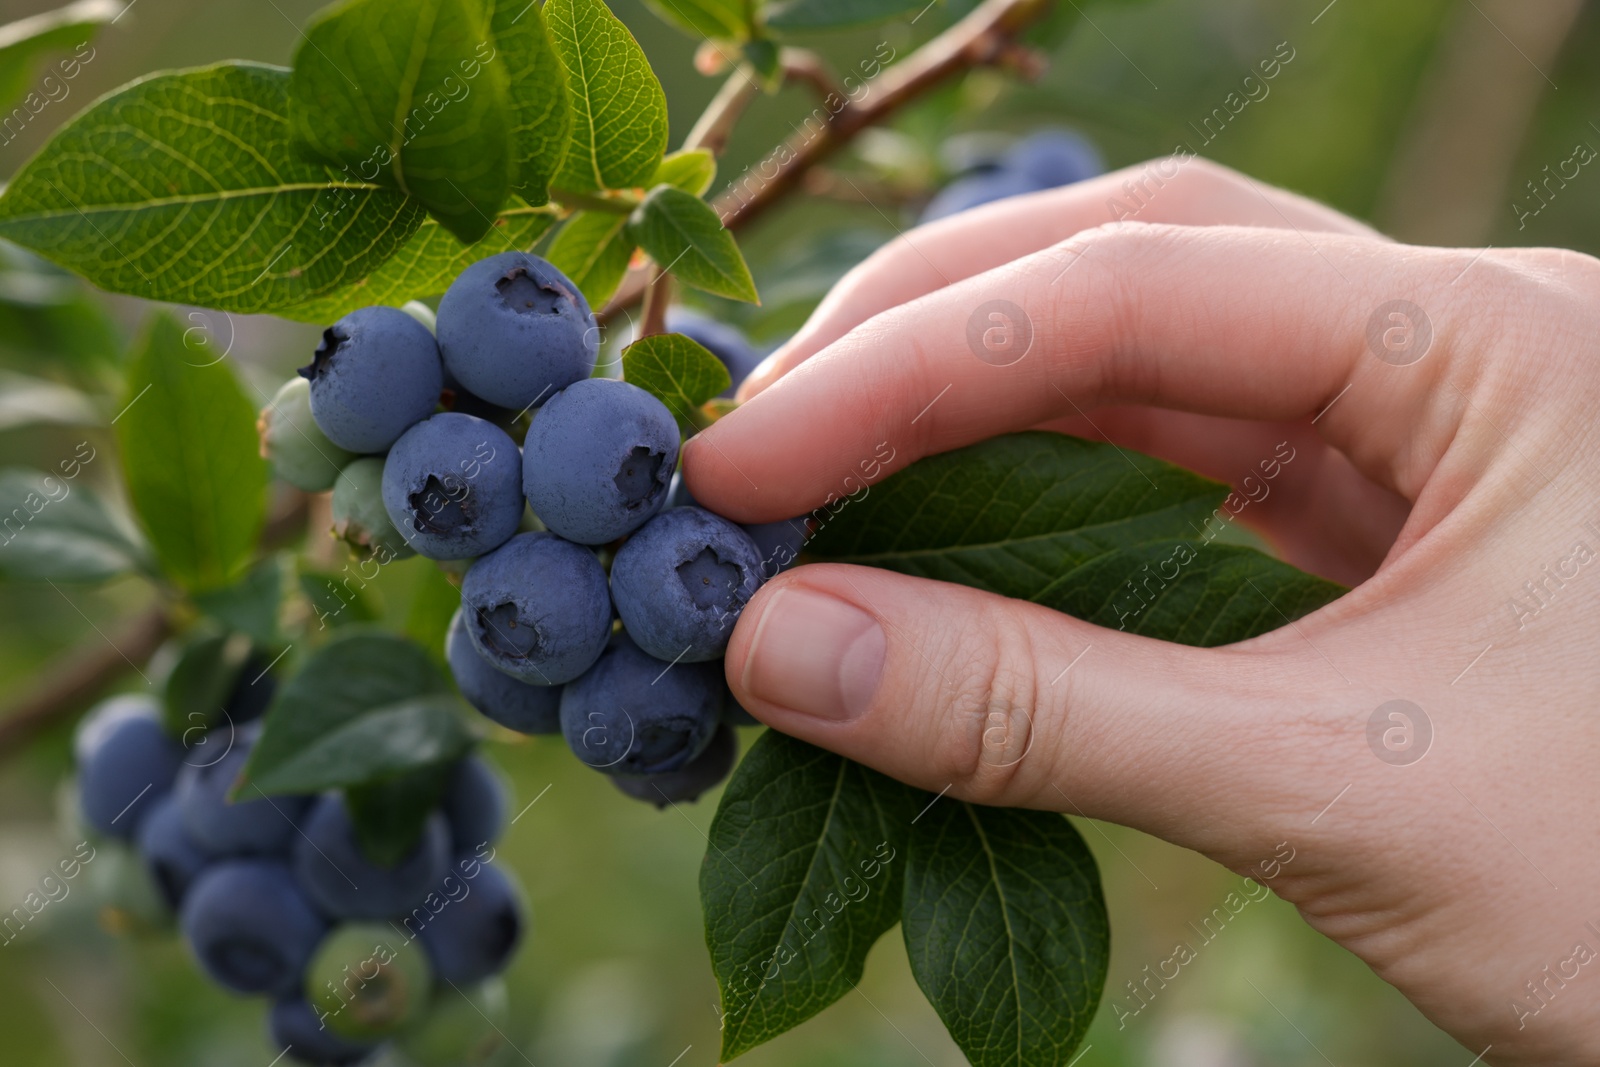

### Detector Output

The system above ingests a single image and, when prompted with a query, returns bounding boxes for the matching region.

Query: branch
[598,0,1052,323]
[683,66,761,156]
[640,269,671,337]
[0,605,172,759]
[0,489,311,761]
[716,0,1051,230]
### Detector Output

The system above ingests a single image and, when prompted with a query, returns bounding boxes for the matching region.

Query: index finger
[688,221,1488,522]
[738,157,1381,399]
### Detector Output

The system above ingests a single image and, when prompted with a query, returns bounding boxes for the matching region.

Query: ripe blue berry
[181,860,327,996]
[300,307,443,453]
[559,632,722,776]
[743,517,809,578]
[293,794,450,919]
[74,693,160,766]
[521,378,678,545]
[664,309,760,396]
[258,377,358,493]
[445,609,561,734]
[609,507,763,662]
[416,861,524,984]
[436,252,598,410]
[440,755,507,855]
[79,714,183,839]
[176,727,311,856]
[136,792,215,911]
[611,722,737,808]
[332,457,416,560]
[919,167,1038,223]
[459,532,611,685]
[381,413,523,560]
[267,997,377,1067]
[1004,129,1102,188]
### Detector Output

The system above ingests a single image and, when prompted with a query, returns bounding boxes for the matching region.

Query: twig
[0,489,310,761]
[640,269,672,337]
[683,66,761,156]
[782,47,840,101]
[0,605,171,758]
[598,0,1052,323]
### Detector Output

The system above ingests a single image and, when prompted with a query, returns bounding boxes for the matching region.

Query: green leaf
[742,39,782,89]
[627,185,757,302]
[0,370,99,431]
[193,556,286,646]
[243,630,473,795]
[0,465,147,582]
[0,63,426,314]
[299,567,380,630]
[278,204,555,322]
[116,314,267,592]
[703,731,926,1061]
[621,332,731,433]
[288,0,513,243]
[642,0,749,40]
[161,629,254,735]
[653,148,716,197]
[491,0,571,204]
[546,211,634,307]
[346,763,455,865]
[546,0,669,192]
[764,0,927,31]
[903,804,1109,1067]
[807,432,1344,644]
[0,0,121,112]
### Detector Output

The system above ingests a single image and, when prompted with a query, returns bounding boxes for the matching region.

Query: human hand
[683,158,1600,1065]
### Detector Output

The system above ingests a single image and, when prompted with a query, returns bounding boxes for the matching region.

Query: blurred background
[2,0,1597,1063]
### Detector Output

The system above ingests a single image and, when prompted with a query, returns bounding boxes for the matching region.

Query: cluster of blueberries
[919,128,1103,222]
[73,675,524,1066]
[260,251,801,807]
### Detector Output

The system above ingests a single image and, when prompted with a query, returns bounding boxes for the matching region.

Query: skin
[683,158,1600,1065]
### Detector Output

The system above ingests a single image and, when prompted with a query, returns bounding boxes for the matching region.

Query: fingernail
[743,586,885,721]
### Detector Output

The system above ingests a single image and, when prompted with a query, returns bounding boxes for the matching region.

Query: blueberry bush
[0,0,1351,1063]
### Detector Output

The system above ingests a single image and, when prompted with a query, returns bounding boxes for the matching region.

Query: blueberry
[612,722,737,807]
[743,517,809,578]
[918,167,1039,223]
[259,377,359,493]
[74,693,160,767]
[521,378,678,545]
[136,792,214,911]
[180,860,327,996]
[293,794,450,919]
[416,861,524,984]
[176,727,311,856]
[440,755,507,855]
[436,252,598,410]
[307,922,432,1041]
[609,507,763,662]
[267,997,377,1067]
[79,714,183,840]
[381,413,523,560]
[664,309,761,396]
[721,684,760,728]
[665,469,697,510]
[300,306,443,453]
[559,632,722,776]
[1003,129,1102,189]
[445,608,562,734]
[396,978,510,1067]
[459,532,612,684]
[332,457,416,561]
[224,655,277,724]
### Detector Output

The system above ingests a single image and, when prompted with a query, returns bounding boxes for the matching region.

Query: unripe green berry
[308,922,433,1040]
[331,457,415,561]
[258,377,357,492]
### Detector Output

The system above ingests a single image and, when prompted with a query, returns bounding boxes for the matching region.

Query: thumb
[725,563,1331,850]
